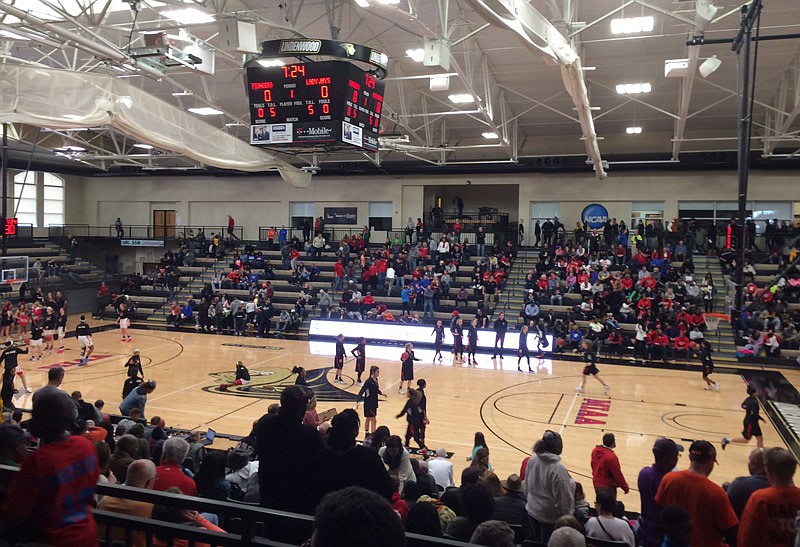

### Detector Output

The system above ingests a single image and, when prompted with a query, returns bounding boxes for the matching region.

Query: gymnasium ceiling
[1,0,799,178]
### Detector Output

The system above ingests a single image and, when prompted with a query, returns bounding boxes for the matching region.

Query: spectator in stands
[153,437,197,496]
[257,385,324,514]
[308,486,406,547]
[109,434,138,484]
[0,390,100,546]
[428,447,454,490]
[491,473,532,541]
[97,459,156,547]
[727,448,769,519]
[194,450,231,501]
[547,526,585,547]
[311,408,392,506]
[378,435,414,495]
[738,447,800,547]
[590,432,629,499]
[638,437,683,547]
[655,440,737,547]
[585,490,635,546]
[523,430,575,542]
[446,482,495,541]
[470,519,515,547]
[120,380,156,418]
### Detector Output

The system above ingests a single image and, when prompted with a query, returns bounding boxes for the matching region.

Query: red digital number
[270,107,277,117]
[365,73,376,89]
[321,85,329,99]
[290,89,295,99]
[353,90,359,103]
[4,218,17,236]
[257,107,265,118]
[307,104,315,116]
[323,103,330,114]
[263,89,272,102]
[282,64,307,78]
[375,100,382,114]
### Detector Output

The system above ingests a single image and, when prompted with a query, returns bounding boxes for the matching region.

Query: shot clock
[245,60,385,151]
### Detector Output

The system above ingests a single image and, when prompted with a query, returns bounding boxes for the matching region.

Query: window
[13,171,65,228]
[13,172,37,227]
[43,172,64,227]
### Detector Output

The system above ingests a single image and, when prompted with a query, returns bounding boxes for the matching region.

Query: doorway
[153,210,176,239]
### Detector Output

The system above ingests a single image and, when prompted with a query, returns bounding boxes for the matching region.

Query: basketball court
[12,321,798,512]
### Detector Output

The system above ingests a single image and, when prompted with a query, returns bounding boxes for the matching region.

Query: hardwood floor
[14,323,795,512]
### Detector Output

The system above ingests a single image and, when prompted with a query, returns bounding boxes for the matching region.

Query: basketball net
[703,312,728,333]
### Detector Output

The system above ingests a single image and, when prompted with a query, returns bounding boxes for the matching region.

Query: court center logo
[581,203,609,230]
[204,366,359,403]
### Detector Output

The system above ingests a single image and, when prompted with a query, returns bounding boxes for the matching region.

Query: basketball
[401,352,409,360]
[689,341,699,350]
[557,338,567,348]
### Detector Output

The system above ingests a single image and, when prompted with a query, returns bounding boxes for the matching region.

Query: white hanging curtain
[0,65,311,188]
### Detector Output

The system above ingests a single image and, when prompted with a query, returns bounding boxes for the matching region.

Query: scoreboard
[246,60,385,151]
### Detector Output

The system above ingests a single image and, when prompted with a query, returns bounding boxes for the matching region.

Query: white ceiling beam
[763,46,800,154]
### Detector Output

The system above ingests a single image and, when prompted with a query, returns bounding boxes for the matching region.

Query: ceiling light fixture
[482,132,499,139]
[160,7,215,25]
[626,126,643,135]
[610,16,654,35]
[615,82,651,94]
[188,107,223,116]
[699,55,722,78]
[448,93,476,104]
[256,59,286,68]
[429,75,450,91]
[376,0,400,4]
[0,29,30,40]
[133,143,154,150]
[171,91,194,97]
[664,59,690,78]
[353,0,370,6]
[405,48,425,63]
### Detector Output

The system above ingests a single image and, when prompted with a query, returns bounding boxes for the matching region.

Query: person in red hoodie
[673,332,691,363]
[647,326,669,363]
[590,432,629,500]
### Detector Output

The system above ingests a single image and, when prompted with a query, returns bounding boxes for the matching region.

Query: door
[153,210,176,239]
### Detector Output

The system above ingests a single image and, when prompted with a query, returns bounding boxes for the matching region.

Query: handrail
[48,224,244,240]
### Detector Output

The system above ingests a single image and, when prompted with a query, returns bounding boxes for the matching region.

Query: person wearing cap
[492,473,533,541]
[0,423,27,468]
[722,385,765,450]
[0,390,100,546]
[638,437,684,547]
[737,447,800,547]
[655,440,737,547]
[590,432,629,499]
[120,379,157,418]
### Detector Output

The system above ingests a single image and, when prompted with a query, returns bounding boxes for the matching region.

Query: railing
[48,225,243,241]
[258,226,519,247]
[0,464,472,547]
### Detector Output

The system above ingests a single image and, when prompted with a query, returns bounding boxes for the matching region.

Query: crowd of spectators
[2,381,800,547]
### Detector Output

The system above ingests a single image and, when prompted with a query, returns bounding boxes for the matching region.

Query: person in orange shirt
[738,447,800,547]
[655,440,737,547]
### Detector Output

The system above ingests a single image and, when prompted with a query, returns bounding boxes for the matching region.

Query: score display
[246,60,385,151]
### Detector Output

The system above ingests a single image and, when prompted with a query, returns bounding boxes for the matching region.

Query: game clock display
[246,60,385,151]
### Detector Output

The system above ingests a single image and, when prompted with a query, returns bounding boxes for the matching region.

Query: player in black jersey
[451,317,464,363]
[124,348,143,379]
[117,302,132,342]
[333,334,346,384]
[219,361,252,391]
[75,315,94,366]
[351,337,366,385]
[357,365,384,436]
[518,325,532,372]
[492,312,508,359]
[576,340,610,395]
[56,307,67,353]
[0,340,30,394]
[467,318,479,365]
[431,320,445,362]
[699,340,720,391]
[722,385,764,450]
[42,307,57,353]
[29,319,44,361]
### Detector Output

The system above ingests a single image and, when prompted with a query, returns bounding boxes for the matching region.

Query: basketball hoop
[703,312,729,332]
[5,279,22,294]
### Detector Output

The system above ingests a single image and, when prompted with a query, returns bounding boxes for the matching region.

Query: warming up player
[577,340,610,395]
[219,361,252,391]
[333,333,346,384]
[0,340,29,394]
[518,324,532,372]
[351,337,366,385]
[56,307,67,353]
[466,318,479,365]
[357,365,383,436]
[117,302,132,342]
[76,315,94,366]
[399,342,420,395]
[722,385,765,450]
[700,340,720,391]
[431,320,445,362]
